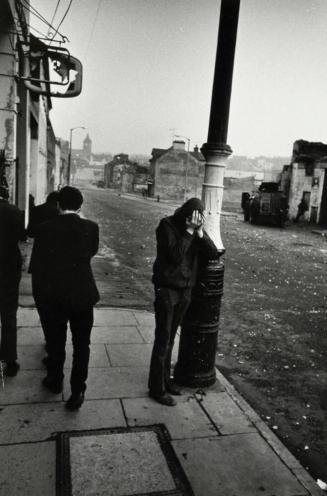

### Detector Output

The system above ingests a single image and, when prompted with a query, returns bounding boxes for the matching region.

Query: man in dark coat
[294,197,308,223]
[29,186,99,410]
[27,191,59,237]
[0,186,25,376]
[27,191,59,358]
[148,197,219,406]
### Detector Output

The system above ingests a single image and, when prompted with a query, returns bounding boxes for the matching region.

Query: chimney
[172,140,185,151]
[193,145,199,154]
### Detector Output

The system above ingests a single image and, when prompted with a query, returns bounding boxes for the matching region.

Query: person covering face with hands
[148,197,219,406]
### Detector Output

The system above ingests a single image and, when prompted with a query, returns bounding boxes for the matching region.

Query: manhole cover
[56,424,193,496]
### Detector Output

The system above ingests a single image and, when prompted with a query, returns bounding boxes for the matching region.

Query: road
[82,186,327,484]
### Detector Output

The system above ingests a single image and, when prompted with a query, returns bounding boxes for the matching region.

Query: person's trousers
[32,278,50,350]
[38,299,94,394]
[0,269,21,363]
[148,286,191,395]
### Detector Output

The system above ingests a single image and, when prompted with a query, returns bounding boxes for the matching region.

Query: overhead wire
[30,25,50,39]
[48,0,74,47]
[83,0,102,59]
[13,14,54,42]
[19,0,55,28]
[49,0,61,30]
[18,0,66,40]
[20,0,59,30]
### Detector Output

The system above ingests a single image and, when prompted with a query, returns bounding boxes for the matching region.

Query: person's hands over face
[186,210,206,236]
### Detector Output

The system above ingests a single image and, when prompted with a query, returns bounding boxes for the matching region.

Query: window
[305,162,314,176]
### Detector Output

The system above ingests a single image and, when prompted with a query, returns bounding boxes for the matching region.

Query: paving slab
[91,325,144,343]
[135,323,155,343]
[107,343,178,368]
[107,343,153,367]
[7,306,321,496]
[172,434,309,496]
[215,369,306,470]
[63,366,149,400]
[94,308,138,326]
[17,343,110,370]
[69,430,176,496]
[135,324,182,349]
[18,326,45,345]
[0,441,56,496]
[0,370,62,405]
[123,395,217,439]
[0,399,125,443]
[200,391,257,434]
[132,311,155,327]
[17,307,40,327]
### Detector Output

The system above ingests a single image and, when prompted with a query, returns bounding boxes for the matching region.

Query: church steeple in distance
[83,133,92,160]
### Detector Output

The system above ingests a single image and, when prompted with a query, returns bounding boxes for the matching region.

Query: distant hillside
[227,155,290,172]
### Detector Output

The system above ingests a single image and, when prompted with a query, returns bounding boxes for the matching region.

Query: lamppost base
[174,259,224,388]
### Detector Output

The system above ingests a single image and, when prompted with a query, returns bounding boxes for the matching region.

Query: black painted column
[174,0,240,388]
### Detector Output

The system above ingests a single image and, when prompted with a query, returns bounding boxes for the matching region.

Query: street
[82,186,327,483]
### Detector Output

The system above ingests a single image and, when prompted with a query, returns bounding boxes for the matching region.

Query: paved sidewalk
[0,306,324,496]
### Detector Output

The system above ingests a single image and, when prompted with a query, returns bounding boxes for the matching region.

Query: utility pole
[174,0,241,387]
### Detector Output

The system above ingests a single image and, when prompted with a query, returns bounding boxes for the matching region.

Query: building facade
[284,140,327,224]
[149,140,205,201]
[1,3,58,221]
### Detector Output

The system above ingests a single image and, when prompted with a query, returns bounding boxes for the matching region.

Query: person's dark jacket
[152,215,219,289]
[27,202,59,238]
[29,213,100,311]
[0,199,25,271]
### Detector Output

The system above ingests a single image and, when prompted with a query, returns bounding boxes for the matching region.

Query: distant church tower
[83,133,92,160]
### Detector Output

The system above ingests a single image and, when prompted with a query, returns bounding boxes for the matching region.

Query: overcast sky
[29,0,327,158]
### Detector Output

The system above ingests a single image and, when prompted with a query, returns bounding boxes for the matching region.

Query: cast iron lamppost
[175,134,191,202]
[174,0,241,387]
[67,126,86,185]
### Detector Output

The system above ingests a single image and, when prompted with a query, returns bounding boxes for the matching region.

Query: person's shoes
[149,391,176,406]
[42,376,63,394]
[166,382,182,396]
[3,361,20,377]
[65,393,85,411]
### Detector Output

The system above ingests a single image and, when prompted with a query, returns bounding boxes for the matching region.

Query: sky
[29,0,327,158]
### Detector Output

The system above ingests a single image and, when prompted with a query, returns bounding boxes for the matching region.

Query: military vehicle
[242,182,288,227]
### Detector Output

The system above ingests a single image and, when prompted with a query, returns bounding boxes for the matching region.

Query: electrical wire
[48,0,73,46]
[21,0,58,30]
[13,15,54,42]
[83,0,102,59]
[18,0,66,40]
[30,25,50,39]
[19,0,55,28]
[49,0,61,29]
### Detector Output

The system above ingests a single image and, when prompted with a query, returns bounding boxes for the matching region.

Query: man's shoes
[166,382,182,396]
[3,361,20,377]
[149,391,176,407]
[65,393,85,411]
[42,376,63,394]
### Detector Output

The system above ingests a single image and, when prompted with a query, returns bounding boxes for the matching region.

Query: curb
[215,367,324,496]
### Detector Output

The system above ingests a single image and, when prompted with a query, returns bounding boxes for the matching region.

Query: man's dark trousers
[0,267,21,363]
[39,299,94,394]
[148,287,191,395]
